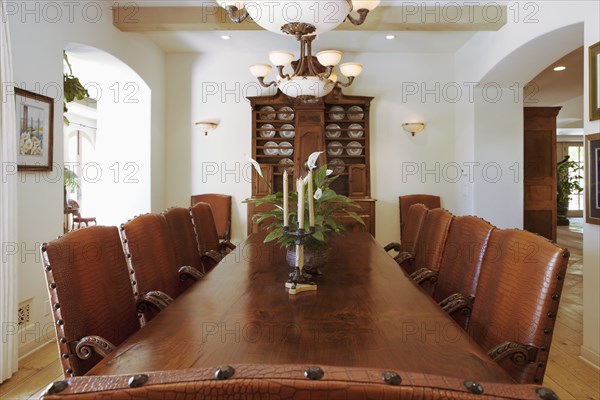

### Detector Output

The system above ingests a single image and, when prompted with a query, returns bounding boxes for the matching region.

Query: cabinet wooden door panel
[348,164,368,197]
[524,107,561,242]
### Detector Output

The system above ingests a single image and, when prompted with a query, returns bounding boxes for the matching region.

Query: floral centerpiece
[245,152,364,270]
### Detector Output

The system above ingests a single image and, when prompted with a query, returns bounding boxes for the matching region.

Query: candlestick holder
[282,226,317,295]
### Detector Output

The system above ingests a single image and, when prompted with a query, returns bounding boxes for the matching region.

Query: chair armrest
[384,242,401,253]
[410,268,439,285]
[394,251,414,266]
[487,341,539,366]
[178,266,205,282]
[136,291,174,314]
[202,250,223,264]
[439,293,474,329]
[220,241,236,252]
[70,336,116,360]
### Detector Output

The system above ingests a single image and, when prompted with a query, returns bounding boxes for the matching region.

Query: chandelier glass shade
[250,35,363,100]
[219,0,380,38]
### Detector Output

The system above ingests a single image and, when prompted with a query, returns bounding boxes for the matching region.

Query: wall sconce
[195,121,218,136]
[402,122,426,137]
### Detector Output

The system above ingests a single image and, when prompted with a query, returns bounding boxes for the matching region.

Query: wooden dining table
[87,232,513,383]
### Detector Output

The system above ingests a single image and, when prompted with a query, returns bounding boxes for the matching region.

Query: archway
[64,43,152,227]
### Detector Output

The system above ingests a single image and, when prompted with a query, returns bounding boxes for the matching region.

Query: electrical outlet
[44,300,51,316]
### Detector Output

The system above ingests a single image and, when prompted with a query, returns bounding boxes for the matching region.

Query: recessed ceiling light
[386,35,396,40]
[221,35,231,40]
[553,66,566,71]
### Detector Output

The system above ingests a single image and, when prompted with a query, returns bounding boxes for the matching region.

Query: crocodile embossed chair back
[407,208,453,276]
[121,214,183,299]
[163,207,204,274]
[469,229,570,384]
[41,226,140,377]
[191,194,232,241]
[399,194,440,235]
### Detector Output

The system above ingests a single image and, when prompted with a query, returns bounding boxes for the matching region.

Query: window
[561,143,584,212]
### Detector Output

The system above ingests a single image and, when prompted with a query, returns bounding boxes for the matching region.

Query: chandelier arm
[277,65,292,80]
[318,66,334,80]
[335,76,356,88]
[346,9,370,26]
[257,77,277,88]
[224,6,249,23]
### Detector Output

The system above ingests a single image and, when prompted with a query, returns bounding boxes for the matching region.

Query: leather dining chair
[191,194,232,242]
[429,216,495,329]
[468,229,570,384]
[163,207,206,279]
[190,202,236,273]
[407,208,454,289]
[385,203,428,270]
[120,214,187,307]
[41,226,142,377]
[399,194,440,235]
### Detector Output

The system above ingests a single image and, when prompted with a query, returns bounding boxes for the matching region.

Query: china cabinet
[247,88,376,236]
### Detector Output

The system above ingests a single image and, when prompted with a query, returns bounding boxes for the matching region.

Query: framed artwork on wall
[586,133,600,225]
[590,41,600,121]
[15,88,54,171]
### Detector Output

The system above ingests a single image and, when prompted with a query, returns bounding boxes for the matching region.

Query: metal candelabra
[282,226,317,295]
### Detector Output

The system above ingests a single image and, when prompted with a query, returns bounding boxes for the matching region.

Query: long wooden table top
[88,232,512,383]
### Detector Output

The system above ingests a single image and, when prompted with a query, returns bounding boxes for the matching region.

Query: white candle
[283,170,289,227]
[297,178,305,230]
[307,171,315,227]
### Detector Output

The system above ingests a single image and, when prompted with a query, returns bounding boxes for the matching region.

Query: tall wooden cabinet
[247,88,376,236]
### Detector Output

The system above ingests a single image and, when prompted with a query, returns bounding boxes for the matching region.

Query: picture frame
[586,133,600,225]
[590,41,600,121]
[15,87,54,171]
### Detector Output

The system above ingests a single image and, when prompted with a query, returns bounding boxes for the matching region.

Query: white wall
[582,3,600,367]
[165,52,458,247]
[8,1,165,357]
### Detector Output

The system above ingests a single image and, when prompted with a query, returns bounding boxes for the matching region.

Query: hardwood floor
[1,220,598,399]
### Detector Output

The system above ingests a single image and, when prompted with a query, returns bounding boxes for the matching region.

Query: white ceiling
[145,30,478,53]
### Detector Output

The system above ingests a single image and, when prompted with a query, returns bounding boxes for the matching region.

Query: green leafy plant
[557,156,583,206]
[245,154,364,250]
[63,51,89,125]
[63,167,80,190]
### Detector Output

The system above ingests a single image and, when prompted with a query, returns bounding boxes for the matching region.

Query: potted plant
[557,156,583,226]
[245,152,364,274]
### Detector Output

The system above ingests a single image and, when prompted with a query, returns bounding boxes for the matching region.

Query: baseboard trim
[579,345,600,370]
[18,328,56,361]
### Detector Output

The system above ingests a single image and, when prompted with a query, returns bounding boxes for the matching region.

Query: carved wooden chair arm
[487,341,539,366]
[409,268,439,285]
[69,336,116,360]
[394,251,414,266]
[384,242,401,253]
[220,240,236,252]
[439,293,475,329]
[178,266,205,282]
[202,250,223,264]
[136,291,173,314]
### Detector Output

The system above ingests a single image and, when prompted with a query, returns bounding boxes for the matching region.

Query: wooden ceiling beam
[112,5,507,33]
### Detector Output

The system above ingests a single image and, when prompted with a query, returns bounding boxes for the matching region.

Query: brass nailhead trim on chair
[304,366,325,380]
[464,380,484,394]
[214,365,235,380]
[536,387,558,400]
[128,374,149,388]
[45,380,69,395]
[382,371,402,386]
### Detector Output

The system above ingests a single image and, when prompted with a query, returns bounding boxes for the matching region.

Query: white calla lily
[307,151,324,170]
[246,155,263,178]
[326,169,333,176]
[314,188,323,200]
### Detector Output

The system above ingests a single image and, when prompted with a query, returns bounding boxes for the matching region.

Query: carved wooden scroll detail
[72,336,116,360]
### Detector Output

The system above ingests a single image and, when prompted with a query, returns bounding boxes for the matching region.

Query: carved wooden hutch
[247,88,376,236]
